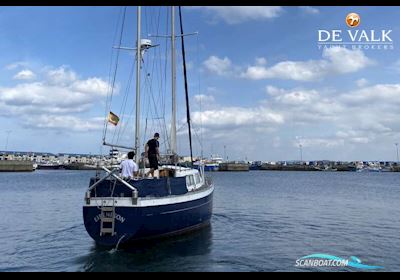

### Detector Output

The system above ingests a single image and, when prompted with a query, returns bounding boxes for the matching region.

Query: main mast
[170,6,177,157]
[135,6,142,163]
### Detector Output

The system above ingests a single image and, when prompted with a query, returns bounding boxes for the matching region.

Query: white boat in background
[36,161,63,170]
[194,155,223,171]
[356,161,382,172]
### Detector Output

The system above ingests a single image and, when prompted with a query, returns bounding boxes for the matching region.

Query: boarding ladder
[100,200,116,236]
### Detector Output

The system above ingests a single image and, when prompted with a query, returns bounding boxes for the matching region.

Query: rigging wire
[162,7,170,152]
[141,7,170,154]
[113,60,135,145]
[178,6,194,163]
[191,123,204,152]
[102,6,127,145]
[196,31,204,159]
[139,7,167,154]
[103,7,186,160]
[101,7,125,153]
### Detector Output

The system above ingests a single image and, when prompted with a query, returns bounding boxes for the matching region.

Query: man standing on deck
[120,151,139,179]
[145,133,160,178]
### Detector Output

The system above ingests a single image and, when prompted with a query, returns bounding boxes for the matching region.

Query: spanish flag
[108,111,119,126]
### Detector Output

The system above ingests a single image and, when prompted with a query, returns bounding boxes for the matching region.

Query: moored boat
[37,162,63,170]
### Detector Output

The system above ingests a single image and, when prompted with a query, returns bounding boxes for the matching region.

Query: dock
[261,163,319,171]
[0,160,34,172]
[219,162,249,171]
[63,163,99,170]
[391,166,400,172]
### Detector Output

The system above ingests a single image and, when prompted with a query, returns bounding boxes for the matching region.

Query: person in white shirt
[120,151,139,179]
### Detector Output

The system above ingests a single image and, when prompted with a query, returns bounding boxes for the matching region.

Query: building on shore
[0,150,104,166]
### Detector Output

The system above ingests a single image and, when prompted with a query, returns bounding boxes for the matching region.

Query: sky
[1,6,400,161]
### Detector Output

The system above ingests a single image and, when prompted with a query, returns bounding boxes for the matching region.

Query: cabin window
[186,175,195,187]
[194,174,200,184]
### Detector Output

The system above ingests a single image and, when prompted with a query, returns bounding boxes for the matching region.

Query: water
[0,170,399,271]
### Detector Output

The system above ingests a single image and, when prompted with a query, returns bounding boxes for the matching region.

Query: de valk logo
[317,12,394,50]
[346,13,360,28]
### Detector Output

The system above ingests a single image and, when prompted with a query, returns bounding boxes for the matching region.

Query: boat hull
[204,164,219,172]
[37,164,63,170]
[83,190,213,247]
[193,164,219,172]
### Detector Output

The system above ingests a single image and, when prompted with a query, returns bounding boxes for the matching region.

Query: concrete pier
[261,164,320,171]
[391,166,400,172]
[0,160,34,172]
[219,162,249,171]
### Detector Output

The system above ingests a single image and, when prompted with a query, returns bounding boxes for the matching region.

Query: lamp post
[299,144,303,163]
[5,130,12,151]
[224,145,226,162]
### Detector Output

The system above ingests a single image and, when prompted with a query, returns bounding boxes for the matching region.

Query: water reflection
[80,225,213,272]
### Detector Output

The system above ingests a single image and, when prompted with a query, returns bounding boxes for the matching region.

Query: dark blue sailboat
[83,6,213,247]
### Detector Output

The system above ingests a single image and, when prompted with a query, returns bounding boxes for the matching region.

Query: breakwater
[219,162,249,171]
[0,160,34,172]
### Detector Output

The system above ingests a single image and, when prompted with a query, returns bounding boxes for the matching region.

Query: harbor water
[0,170,399,271]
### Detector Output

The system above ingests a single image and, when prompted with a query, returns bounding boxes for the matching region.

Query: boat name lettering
[93,213,126,223]
[115,214,125,223]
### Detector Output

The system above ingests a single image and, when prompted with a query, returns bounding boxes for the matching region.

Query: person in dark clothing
[145,133,160,178]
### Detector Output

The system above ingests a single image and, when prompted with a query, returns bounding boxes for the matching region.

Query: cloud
[5,61,29,70]
[390,59,400,73]
[70,78,110,95]
[192,106,284,130]
[323,47,374,74]
[13,69,36,80]
[0,65,112,131]
[267,84,400,138]
[205,48,373,82]
[189,6,283,24]
[339,84,400,107]
[242,60,326,81]
[267,86,319,105]
[241,47,374,81]
[186,105,284,160]
[336,130,371,144]
[299,6,320,15]
[189,82,400,160]
[255,57,267,66]
[355,78,369,87]
[0,83,93,113]
[302,85,399,144]
[204,86,219,94]
[193,94,215,105]
[203,56,233,76]
[45,66,78,86]
[265,86,344,124]
[294,137,345,148]
[21,115,104,132]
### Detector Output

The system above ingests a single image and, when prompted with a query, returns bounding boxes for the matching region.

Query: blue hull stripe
[158,200,211,215]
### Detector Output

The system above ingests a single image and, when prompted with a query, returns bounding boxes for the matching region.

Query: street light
[5,130,12,151]
[299,144,303,163]
[224,145,226,161]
